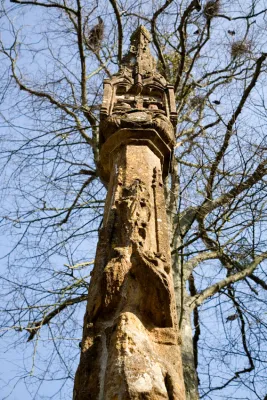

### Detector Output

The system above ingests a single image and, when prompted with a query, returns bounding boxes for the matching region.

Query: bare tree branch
[188,252,267,309]
[26,295,87,341]
[109,0,123,64]
[10,0,78,15]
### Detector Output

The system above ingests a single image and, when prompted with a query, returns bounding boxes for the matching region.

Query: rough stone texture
[73,26,186,400]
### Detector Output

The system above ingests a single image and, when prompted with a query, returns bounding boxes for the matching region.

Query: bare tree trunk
[180,307,200,400]
[169,159,199,400]
[172,241,199,400]
[173,278,199,399]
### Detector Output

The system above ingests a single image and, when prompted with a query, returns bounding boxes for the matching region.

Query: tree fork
[73,26,186,399]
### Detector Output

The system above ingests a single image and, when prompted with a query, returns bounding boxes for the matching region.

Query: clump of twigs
[84,16,104,53]
[203,0,221,19]
[231,40,251,58]
[190,95,205,108]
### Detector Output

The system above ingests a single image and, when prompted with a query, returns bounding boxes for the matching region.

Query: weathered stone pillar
[74,26,186,400]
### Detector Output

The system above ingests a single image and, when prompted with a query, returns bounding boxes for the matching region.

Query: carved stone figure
[73,26,186,400]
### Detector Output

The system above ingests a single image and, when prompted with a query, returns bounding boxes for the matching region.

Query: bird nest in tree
[203,0,221,18]
[231,40,251,58]
[190,95,206,108]
[84,16,104,53]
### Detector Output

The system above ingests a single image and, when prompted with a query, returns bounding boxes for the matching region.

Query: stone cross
[74,26,186,400]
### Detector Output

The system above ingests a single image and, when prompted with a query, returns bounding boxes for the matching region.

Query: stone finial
[121,25,157,79]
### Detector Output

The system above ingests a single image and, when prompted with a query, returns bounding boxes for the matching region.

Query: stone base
[104,312,185,400]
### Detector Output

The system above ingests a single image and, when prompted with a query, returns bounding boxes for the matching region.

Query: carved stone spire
[74,26,186,400]
[121,26,157,86]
